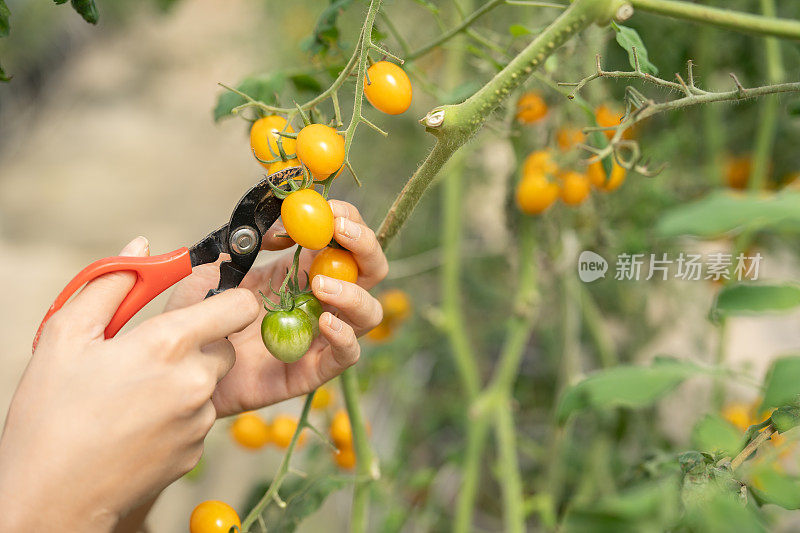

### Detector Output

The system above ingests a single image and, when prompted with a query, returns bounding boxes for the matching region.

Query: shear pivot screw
[230,226,258,255]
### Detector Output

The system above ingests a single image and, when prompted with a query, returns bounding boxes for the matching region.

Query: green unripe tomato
[294,293,323,337]
[261,309,314,363]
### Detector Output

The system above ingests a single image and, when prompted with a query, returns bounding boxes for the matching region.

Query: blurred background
[1,0,800,531]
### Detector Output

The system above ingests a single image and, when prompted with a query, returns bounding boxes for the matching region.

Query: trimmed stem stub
[615,3,634,21]
[421,108,445,128]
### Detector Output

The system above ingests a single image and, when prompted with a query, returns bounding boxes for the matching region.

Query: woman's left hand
[165,200,388,417]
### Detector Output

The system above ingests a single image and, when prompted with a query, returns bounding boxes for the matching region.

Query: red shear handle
[33,247,193,352]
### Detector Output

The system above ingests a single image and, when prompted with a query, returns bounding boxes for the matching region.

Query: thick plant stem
[459,221,539,530]
[377,0,609,248]
[750,0,784,191]
[628,0,800,40]
[454,414,491,533]
[486,222,539,394]
[341,369,378,533]
[495,400,525,533]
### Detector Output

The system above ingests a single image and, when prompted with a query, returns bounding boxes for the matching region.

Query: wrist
[0,459,119,533]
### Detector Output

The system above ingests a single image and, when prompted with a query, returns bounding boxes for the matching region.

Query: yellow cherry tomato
[230,412,271,450]
[309,247,359,284]
[296,124,345,177]
[189,500,241,533]
[522,150,558,179]
[270,415,304,449]
[311,386,333,410]
[515,175,560,215]
[281,188,334,250]
[515,92,548,124]
[559,171,591,206]
[587,160,626,191]
[595,104,633,140]
[364,61,413,115]
[556,127,586,151]
[366,321,394,343]
[250,116,296,169]
[330,409,353,449]
[334,446,356,470]
[380,289,412,323]
[724,155,752,190]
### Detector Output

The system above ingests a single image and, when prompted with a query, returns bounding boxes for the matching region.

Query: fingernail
[328,313,343,332]
[330,202,348,219]
[119,236,149,257]
[338,218,362,240]
[317,276,342,296]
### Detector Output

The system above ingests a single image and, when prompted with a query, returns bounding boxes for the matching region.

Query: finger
[317,312,360,370]
[328,200,365,225]
[261,220,296,251]
[61,236,150,336]
[332,217,388,288]
[198,338,237,382]
[161,288,261,347]
[312,276,383,333]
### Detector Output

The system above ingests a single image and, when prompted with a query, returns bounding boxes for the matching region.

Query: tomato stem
[240,392,316,531]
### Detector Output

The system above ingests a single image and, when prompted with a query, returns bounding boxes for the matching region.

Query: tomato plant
[8,0,800,531]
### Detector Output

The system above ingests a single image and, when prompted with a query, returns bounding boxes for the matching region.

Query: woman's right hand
[0,236,260,532]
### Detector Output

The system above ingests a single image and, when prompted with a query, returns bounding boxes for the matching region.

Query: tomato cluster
[229,411,306,451]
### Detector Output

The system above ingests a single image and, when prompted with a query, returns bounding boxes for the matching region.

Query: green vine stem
[495,398,525,533]
[628,0,800,40]
[340,368,378,532]
[749,0,785,191]
[241,392,316,531]
[377,0,620,248]
[406,0,505,61]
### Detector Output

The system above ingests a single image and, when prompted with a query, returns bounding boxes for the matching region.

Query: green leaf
[0,0,9,38]
[213,73,287,122]
[509,24,531,37]
[0,60,10,82]
[749,467,800,510]
[563,477,680,533]
[683,489,766,532]
[68,0,98,24]
[245,475,350,533]
[302,0,356,57]
[711,283,800,321]
[656,190,800,238]
[611,22,658,75]
[761,356,800,410]
[691,415,742,457]
[289,73,323,94]
[555,359,701,424]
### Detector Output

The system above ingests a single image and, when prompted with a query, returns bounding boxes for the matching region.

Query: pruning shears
[32,166,303,352]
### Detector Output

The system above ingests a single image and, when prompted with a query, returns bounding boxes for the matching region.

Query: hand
[0,237,260,532]
[165,200,389,417]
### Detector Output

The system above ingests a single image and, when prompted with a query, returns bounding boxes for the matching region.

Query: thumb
[61,236,150,339]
